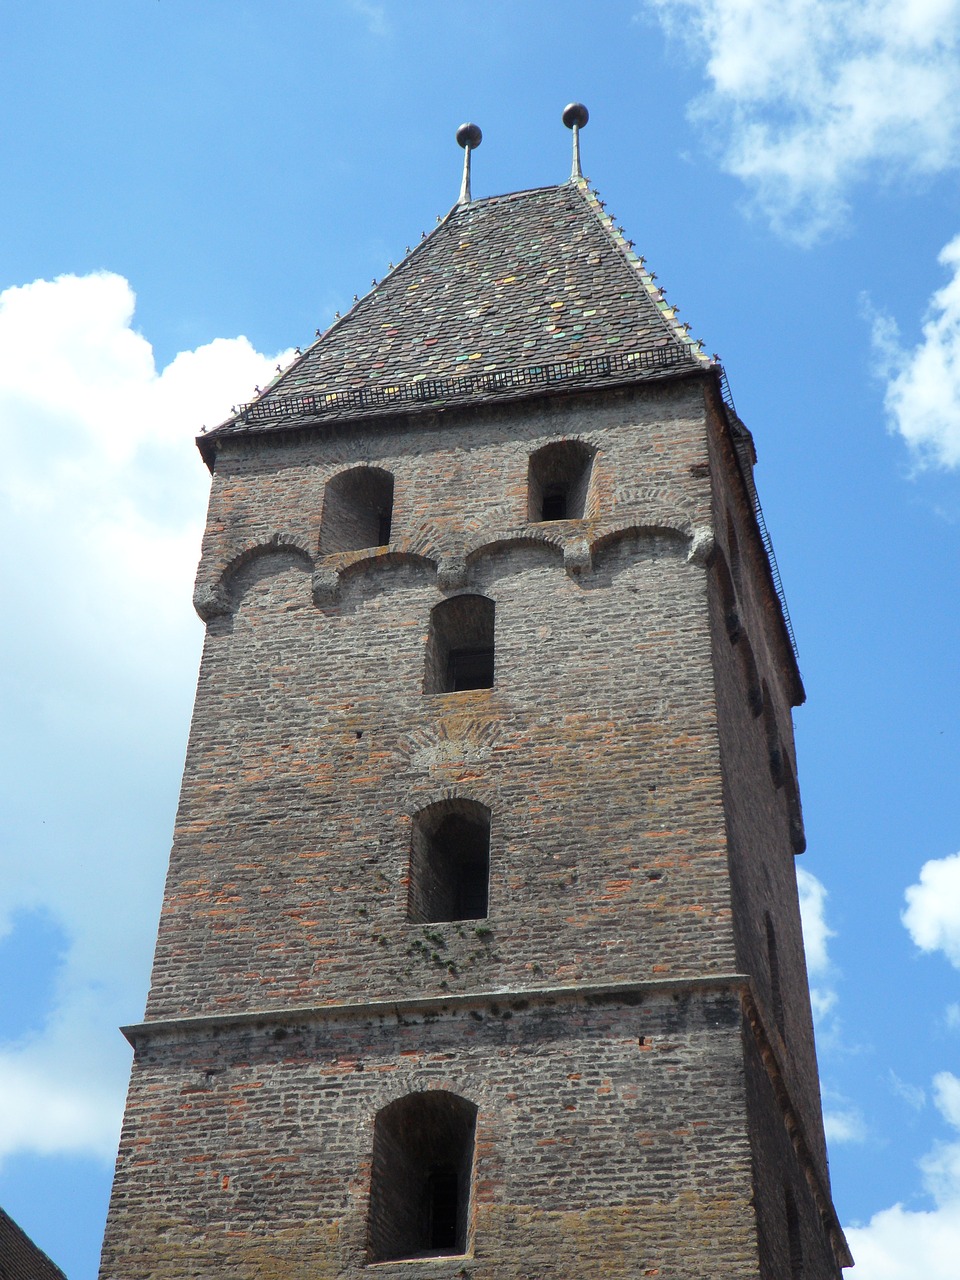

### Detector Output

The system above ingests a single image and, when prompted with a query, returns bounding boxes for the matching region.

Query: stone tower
[99,112,851,1279]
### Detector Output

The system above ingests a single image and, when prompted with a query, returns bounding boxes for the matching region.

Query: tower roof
[205,179,709,446]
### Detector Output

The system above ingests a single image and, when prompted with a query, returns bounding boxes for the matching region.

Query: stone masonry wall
[100,991,761,1280]
[147,382,734,1020]
[100,375,846,1278]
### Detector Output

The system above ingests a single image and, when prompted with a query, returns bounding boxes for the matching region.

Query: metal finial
[456,122,482,204]
[562,102,589,180]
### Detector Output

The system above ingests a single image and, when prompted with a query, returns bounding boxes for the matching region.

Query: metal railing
[233,344,700,425]
[717,366,799,665]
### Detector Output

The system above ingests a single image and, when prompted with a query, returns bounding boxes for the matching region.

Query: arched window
[424,595,495,694]
[408,800,491,923]
[367,1091,477,1262]
[527,440,595,522]
[319,466,394,555]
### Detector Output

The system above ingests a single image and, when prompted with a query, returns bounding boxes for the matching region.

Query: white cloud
[847,873,960,1269]
[797,865,835,975]
[0,271,291,1163]
[344,0,389,37]
[823,1107,866,1144]
[845,1072,960,1273]
[889,1071,927,1112]
[932,1071,960,1127]
[796,866,840,1032]
[902,851,960,966]
[917,1073,960,1209]
[645,0,960,240]
[871,238,960,469]
[846,1201,960,1279]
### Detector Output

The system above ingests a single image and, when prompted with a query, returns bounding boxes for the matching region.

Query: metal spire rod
[456,122,482,204]
[562,102,589,180]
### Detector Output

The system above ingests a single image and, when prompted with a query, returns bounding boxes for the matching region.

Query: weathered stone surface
[101,375,847,1278]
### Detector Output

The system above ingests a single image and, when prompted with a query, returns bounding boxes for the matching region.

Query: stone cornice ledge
[122,973,749,1045]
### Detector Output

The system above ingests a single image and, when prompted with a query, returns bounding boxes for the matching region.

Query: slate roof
[0,1207,67,1280]
[205,178,709,444]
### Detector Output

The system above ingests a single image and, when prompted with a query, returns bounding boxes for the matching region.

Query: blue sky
[2,2,960,1276]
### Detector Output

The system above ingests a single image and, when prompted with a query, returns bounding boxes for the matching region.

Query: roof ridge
[570,179,709,362]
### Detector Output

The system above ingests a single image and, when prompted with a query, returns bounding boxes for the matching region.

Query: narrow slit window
[367,1091,477,1263]
[424,595,495,695]
[785,1187,804,1279]
[765,912,785,1038]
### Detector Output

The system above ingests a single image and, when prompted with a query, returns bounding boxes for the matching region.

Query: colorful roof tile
[207,179,709,442]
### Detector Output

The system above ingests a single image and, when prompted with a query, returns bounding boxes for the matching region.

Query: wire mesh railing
[717,366,799,665]
[233,344,701,425]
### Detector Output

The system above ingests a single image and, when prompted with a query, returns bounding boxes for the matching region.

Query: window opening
[424,595,495,694]
[367,1091,477,1263]
[761,682,784,787]
[784,762,806,855]
[447,646,494,692]
[727,510,743,596]
[528,440,594,522]
[427,1165,459,1251]
[785,1187,804,1278]
[766,912,784,1038]
[540,484,569,521]
[409,802,491,924]
[319,466,394,555]
[714,548,741,643]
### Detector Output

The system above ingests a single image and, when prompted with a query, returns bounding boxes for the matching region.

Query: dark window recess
[426,1165,459,1251]
[766,912,785,1038]
[786,1187,804,1279]
[408,802,491,924]
[447,646,495,692]
[319,465,394,554]
[528,439,595,522]
[424,595,495,695]
[540,485,568,521]
[367,1091,477,1263]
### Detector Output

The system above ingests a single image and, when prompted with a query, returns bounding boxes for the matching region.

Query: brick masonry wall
[147,382,732,1020]
[705,395,844,1274]
[100,992,762,1280]
[100,376,846,1278]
